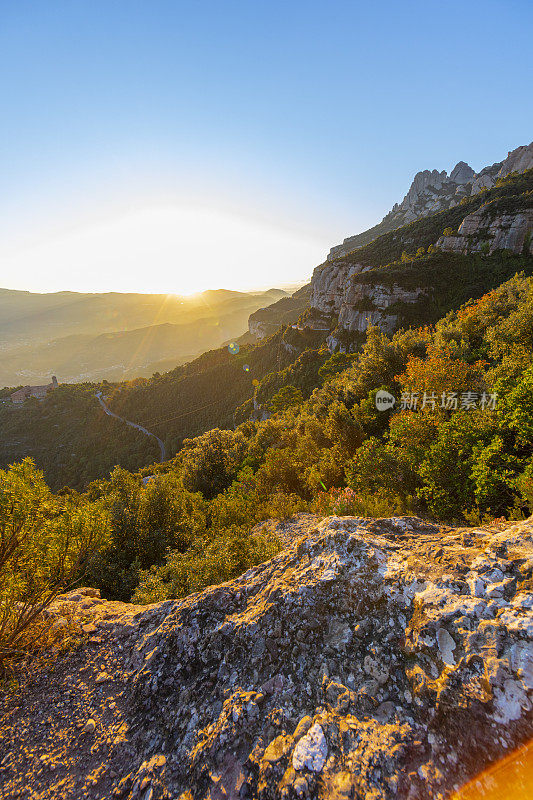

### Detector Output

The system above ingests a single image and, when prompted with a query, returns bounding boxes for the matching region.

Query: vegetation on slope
[2,271,532,658]
[0,386,159,491]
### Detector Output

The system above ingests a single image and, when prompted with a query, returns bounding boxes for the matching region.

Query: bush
[84,468,206,601]
[311,486,415,518]
[0,460,107,675]
[133,525,282,603]
[269,386,304,414]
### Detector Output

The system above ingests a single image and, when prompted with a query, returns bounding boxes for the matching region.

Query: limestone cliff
[437,207,533,257]
[310,261,425,336]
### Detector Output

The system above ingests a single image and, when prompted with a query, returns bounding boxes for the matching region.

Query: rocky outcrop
[311,260,425,338]
[328,142,533,261]
[437,207,533,256]
[471,141,533,195]
[249,318,272,340]
[2,514,533,799]
[309,145,533,346]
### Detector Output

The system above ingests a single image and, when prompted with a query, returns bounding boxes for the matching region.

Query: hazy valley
[0,287,287,386]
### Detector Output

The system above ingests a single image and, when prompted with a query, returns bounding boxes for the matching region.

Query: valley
[0,287,286,387]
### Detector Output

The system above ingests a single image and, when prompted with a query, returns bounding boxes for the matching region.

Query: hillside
[0,385,160,490]
[0,287,286,387]
[1,514,532,799]
[248,284,312,341]
[0,322,329,489]
[0,307,274,386]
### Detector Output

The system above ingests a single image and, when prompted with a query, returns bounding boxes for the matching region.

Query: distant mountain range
[0,287,286,387]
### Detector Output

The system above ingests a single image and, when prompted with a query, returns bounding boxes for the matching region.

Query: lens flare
[451,738,533,800]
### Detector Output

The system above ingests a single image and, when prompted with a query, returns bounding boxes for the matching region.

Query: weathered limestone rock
[310,258,425,339]
[437,207,533,256]
[292,723,327,772]
[2,515,533,800]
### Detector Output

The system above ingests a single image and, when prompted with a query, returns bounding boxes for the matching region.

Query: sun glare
[0,206,329,295]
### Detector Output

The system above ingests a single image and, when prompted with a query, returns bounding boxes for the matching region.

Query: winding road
[95,392,166,462]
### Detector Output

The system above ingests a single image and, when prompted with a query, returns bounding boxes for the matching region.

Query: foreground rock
[1,515,532,799]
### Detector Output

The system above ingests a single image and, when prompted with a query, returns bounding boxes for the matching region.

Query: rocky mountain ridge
[328,141,533,260]
[248,144,533,344]
[308,167,533,349]
[437,207,533,257]
[2,514,532,799]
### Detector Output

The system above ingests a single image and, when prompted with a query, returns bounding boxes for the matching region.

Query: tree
[397,342,486,399]
[318,352,356,383]
[269,386,304,414]
[418,412,494,519]
[180,428,247,499]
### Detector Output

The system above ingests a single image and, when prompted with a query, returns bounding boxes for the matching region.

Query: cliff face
[2,514,532,799]
[328,142,533,261]
[248,286,311,341]
[437,207,533,257]
[310,261,424,336]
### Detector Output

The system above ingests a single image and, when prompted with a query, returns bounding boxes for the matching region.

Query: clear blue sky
[1,0,532,293]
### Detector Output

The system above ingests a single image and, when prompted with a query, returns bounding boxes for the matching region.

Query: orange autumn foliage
[396,343,486,397]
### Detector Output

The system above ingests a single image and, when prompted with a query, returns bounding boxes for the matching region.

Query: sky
[0,0,532,294]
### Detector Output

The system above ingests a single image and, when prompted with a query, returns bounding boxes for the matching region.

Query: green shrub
[133,525,282,603]
[84,468,206,601]
[0,460,108,675]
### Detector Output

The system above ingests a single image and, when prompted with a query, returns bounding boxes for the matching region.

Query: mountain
[308,167,533,348]
[328,141,533,259]
[0,287,285,347]
[2,165,532,490]
[1,143,532,492]
[246,142,533,344]
[3,142,533,800]
[3,514,533,799]
[247,284,312,341]
[0,288,286,387]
